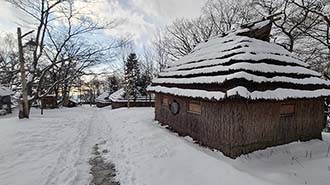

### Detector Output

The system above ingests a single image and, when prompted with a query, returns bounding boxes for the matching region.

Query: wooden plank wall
[112,101,155,109]
[155,93,325,158]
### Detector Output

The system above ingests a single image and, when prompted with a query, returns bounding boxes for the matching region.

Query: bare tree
[252,0,319,52]
[159,0,256,60]
[139,46,155,99]
[291,0,330,76]
[7,0,124,117]
[152,30,171,72]
[163,18,196,59]
[203,0,255,34]
[162,17,218,59]
[292,0,330,50]
[0,33,19,86]
[140,45,155,77]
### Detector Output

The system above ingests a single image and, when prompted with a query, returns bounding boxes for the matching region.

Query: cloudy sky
[0,0,206,77]
[0,0,206,46]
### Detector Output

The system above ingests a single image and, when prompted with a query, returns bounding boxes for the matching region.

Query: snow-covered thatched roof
[96,91,111,104]
[0,85,13,97]
[110,88,155,103]
[109,89,125,102]
[148,20,330,101]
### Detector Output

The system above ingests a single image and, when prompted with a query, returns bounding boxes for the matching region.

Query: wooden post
[17,27,29,119]
[41,98,44,115]
[7,97,12,113]
[78,86,81,106]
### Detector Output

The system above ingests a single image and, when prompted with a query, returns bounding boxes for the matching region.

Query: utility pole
[17,27,34,119]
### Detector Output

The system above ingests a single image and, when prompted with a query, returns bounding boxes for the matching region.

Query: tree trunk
[63,83,69,107]
[17,27,30,119]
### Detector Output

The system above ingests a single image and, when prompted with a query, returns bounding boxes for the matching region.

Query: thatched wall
[112,101,155,109]
[96,102,112,108]
[154,93,325,158]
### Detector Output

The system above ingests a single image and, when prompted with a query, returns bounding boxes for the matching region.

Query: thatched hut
[96,91,112,108]
[147,19,330,158]
[110,89,155,109]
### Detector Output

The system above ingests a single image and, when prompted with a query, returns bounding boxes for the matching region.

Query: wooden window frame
[187,100,202,114]
[162,96,169,106]
[280,104,295,116]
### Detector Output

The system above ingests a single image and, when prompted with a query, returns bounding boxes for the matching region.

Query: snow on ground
[1,107,330,185]
[97,108,273,185]
[322,132,330,143]
[0,107,97,185]
[98,108,330,185]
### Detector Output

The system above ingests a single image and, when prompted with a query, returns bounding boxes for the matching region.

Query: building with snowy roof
[147,18,330,158]
[109,89,155,109]
[96,91,112,108]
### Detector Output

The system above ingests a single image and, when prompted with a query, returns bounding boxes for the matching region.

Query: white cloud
[72,0,157,42]
[0,1,26,33]
[1,1,145,37]
[132,0,206,23]
[0,0,207,76]
[0,0,206,49]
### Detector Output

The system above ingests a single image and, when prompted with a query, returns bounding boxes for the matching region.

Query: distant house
[110,88,154,109]
[148,18,330,158]
[0,85,13,115]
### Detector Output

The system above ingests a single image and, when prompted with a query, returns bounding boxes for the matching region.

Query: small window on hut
[280,104,295,115]
[188,101,202,114]
[162,96,169,106]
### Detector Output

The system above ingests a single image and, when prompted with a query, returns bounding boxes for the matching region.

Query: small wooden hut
[0,85,13,114]
[41,95,57,109]
[148,18,330,158]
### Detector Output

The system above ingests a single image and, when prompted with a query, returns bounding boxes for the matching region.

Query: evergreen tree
[107,75,120,94]
[124,53,140,102]
[138,70,152,96]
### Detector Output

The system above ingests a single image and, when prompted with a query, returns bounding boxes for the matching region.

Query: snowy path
[1,106,330,185]
[0,107,97,185]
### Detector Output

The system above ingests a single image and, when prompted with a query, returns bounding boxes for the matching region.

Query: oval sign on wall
[170,100,180,115]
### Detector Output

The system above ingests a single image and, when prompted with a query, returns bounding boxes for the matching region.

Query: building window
[162,96,169,106]
[170,100,180,115]
[188,101,202,114]
[280,104,295,115]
